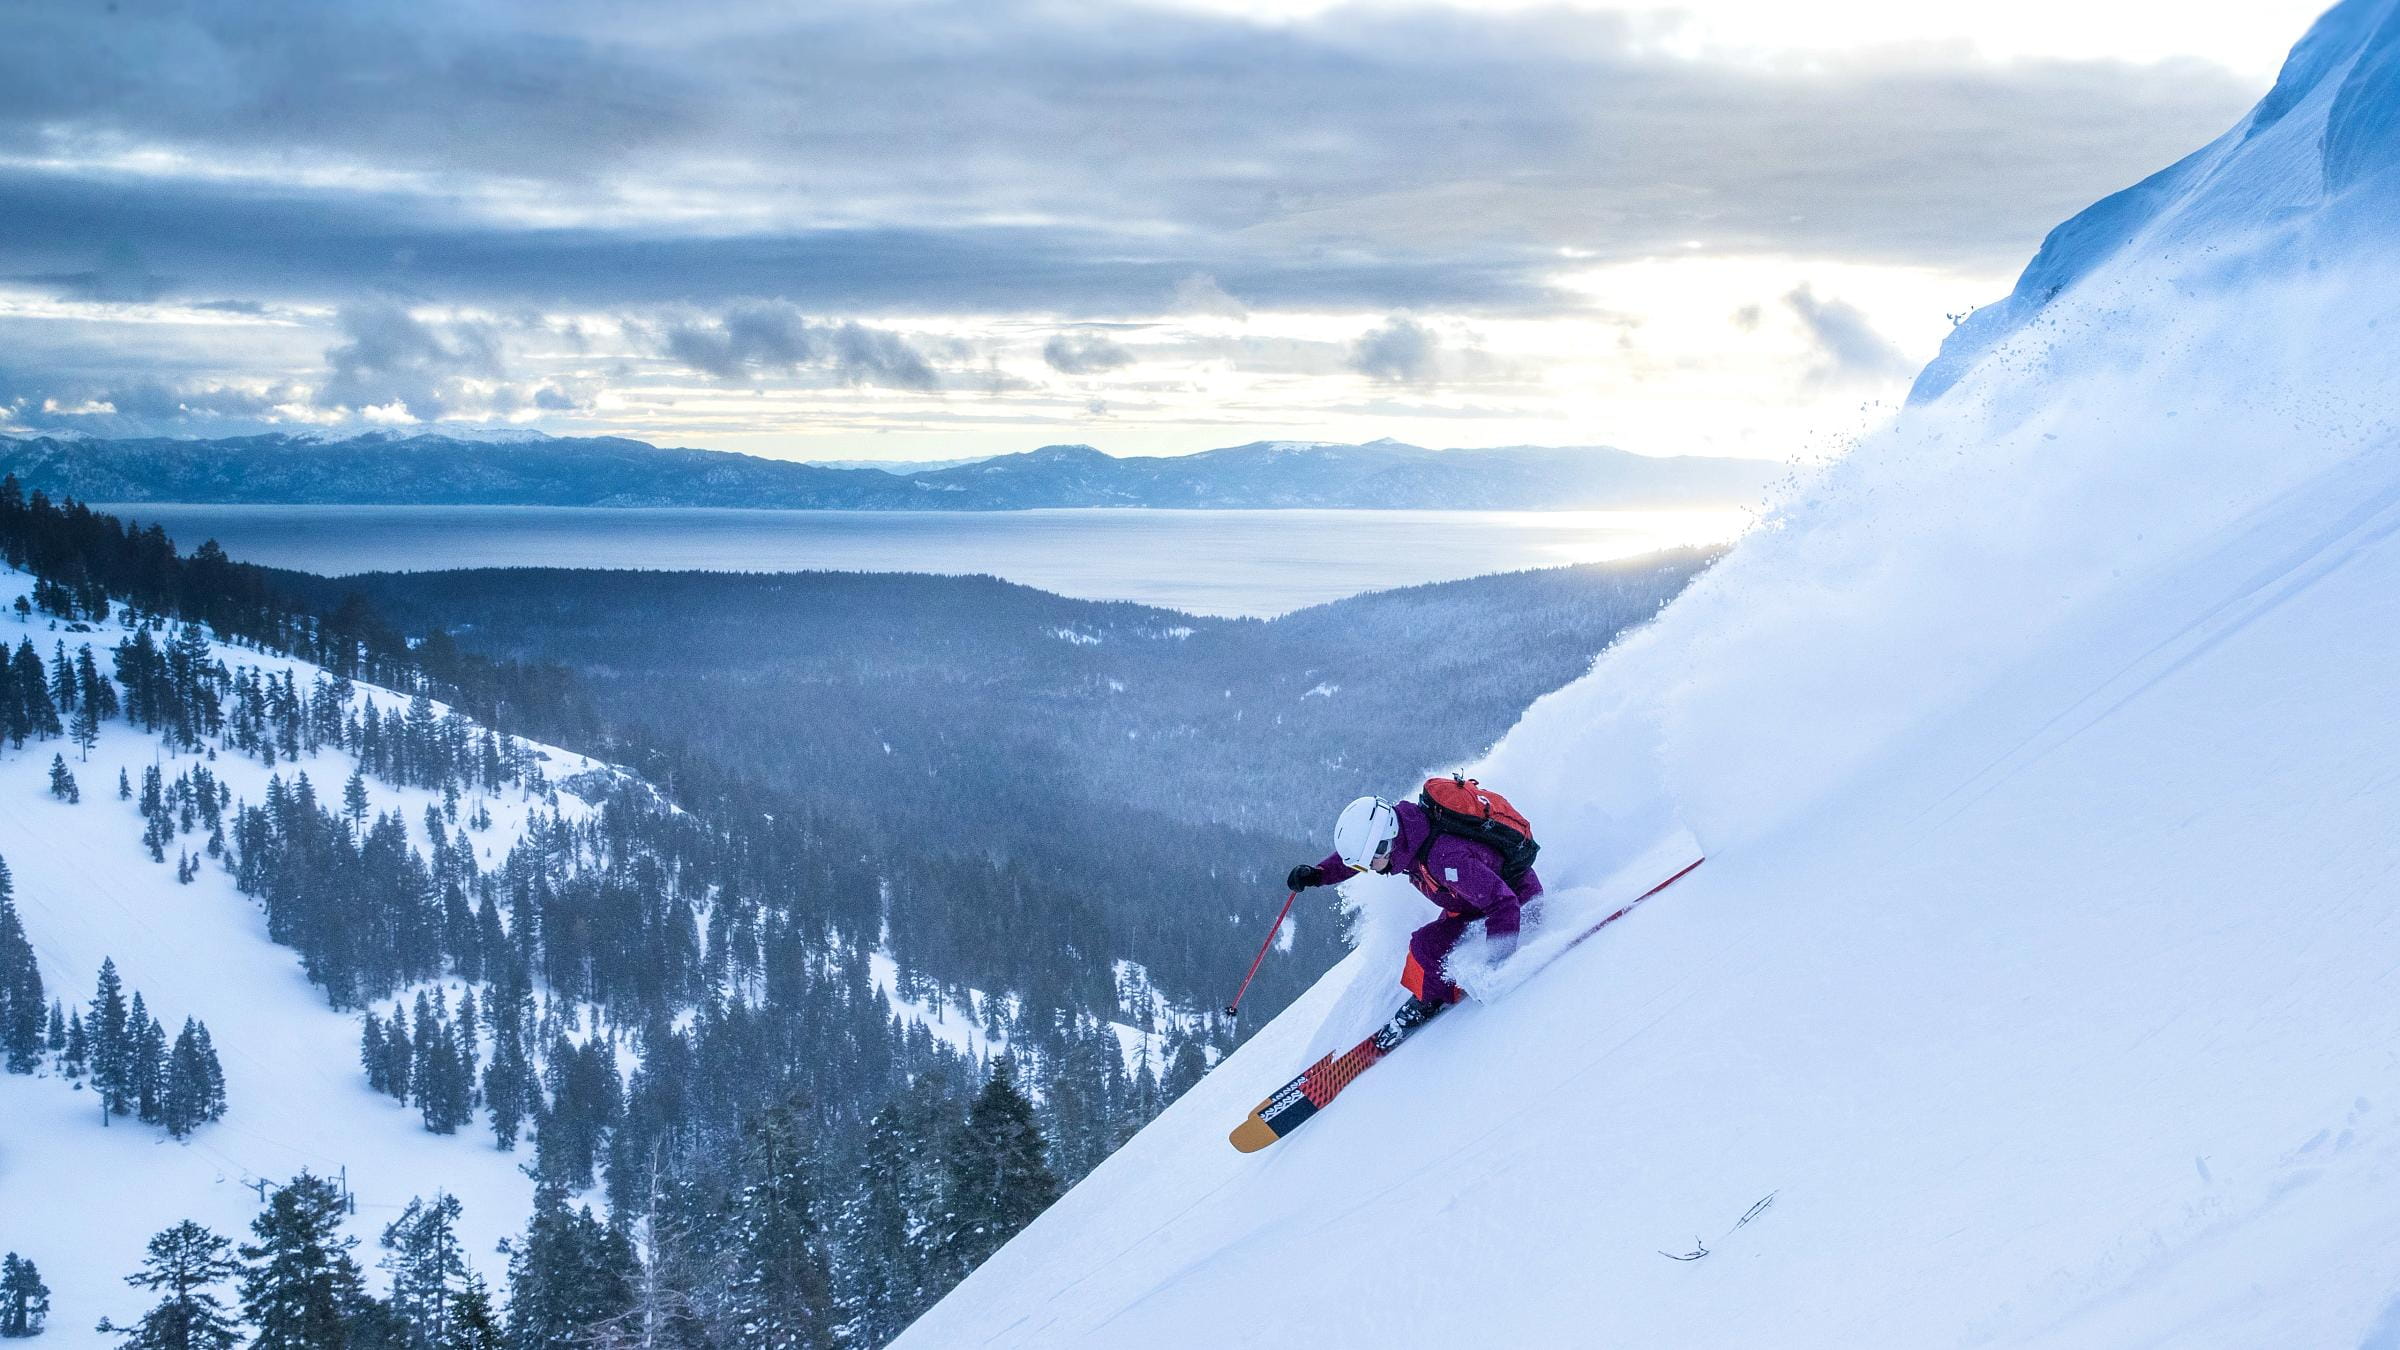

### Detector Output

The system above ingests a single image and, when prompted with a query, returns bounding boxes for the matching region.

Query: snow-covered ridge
[1917,0,2400,404]
[0,566,655,1346]
[898,6,2400,1347]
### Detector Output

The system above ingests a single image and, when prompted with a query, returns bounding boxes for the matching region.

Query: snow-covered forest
[0,485,1222,1347]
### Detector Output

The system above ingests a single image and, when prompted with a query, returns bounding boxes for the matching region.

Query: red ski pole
[1223,890,1298,1020]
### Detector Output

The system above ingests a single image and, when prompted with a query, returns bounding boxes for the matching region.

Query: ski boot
[1373,995,1450,1050]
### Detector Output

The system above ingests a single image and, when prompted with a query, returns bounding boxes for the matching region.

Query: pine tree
[715,1102,831,1350]
[435,1022,472,1133]
[91,956,133,1119]
[482,1024,531,1152]
[119,767,132,801]
[49,641,74,717]
[1126,1050,1161,1140]
[534,1037,618,1188]
[72,699,99,759]
[1041,1019,1123,1184]
[80,645,120,724]
[0,641,21,749]
[64,1006,88,1077]
[361,1013,389,1096]
[193,1021,227,1123]
[439,1276,503,1350]
[503,1182,635,1350]
[97,1221,242,1350]
[241,1173,382,1350]
[380,1193,470,1350]
[15,640,59,741]
[410,993,437,1117]
[1162,1037,1209,1103]
[0,866,42,1073]
[0,1254,47,1338]
[48,753,78,802]
[130,997,168,1125]
[935,1060,1059,1279]
[472,897,505,981]
[411,998,471,1135]
[830,1093,947,1347]
[164,1018,228,1138]
[594,1153,704,1350]
[382,1005,414,1102]
[454,989,479,1068]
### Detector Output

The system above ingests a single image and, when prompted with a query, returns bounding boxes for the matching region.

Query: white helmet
[1333,796,1399,870]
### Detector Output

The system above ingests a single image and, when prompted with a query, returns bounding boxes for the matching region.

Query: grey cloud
[1350,317,1441,386]
[103,381,285,421]
[317,303,505,418]
[1786,285,1913,387]
[0,309,586,435]
[0,1,2264,323]
[826,321,938,390]
[0,365,299,437]
[0,1,703,185]
[1042,332,1135,375]
[661,306,940,390]
[0,170,1560,318]
[663,304,815,380]
[23,243,172,303]
[974,361,1041,396]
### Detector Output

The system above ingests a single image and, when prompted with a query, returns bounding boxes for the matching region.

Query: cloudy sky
[0,0,2328,461]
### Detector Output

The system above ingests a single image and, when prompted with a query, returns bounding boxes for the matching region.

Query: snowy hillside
[895,4,2400,1347]
[0,568,623,1346]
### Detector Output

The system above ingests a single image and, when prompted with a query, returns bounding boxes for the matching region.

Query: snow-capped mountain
[894,4,2400,1346]
[0,433,1779,510]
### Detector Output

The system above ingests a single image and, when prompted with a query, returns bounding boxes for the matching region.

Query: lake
[105,504,1755,618]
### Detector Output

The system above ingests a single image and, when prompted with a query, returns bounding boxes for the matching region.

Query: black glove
[1286,863,1327,891]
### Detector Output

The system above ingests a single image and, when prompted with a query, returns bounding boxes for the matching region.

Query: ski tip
[1229,1113,1281,1152]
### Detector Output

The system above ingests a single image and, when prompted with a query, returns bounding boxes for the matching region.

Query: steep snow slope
[896,4,2400,1346]
[0,572,612,1346]
[1915,0,2400,405]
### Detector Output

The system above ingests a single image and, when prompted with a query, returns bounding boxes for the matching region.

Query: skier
[1285,785,1543,1024]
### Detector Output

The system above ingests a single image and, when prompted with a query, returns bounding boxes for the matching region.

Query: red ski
[1229,853,1704,1152]
[1229,999,1445,1152]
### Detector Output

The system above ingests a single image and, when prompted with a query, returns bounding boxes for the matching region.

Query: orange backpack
[1417,774,1539,882]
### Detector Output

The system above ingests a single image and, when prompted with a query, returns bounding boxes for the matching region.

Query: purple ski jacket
[1313,800,1543,937]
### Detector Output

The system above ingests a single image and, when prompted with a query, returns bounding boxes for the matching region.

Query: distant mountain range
[0,431,1782,510]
